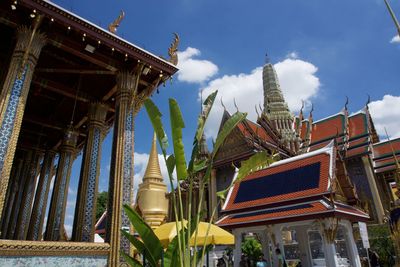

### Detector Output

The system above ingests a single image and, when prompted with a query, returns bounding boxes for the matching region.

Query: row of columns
[0,24,151,266]
[232,220,361,267]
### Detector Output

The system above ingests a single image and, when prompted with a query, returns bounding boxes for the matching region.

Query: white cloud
[65,224,73,237]
[286,51,299,59]
[68,186,76,195]
[368,94,400,138]
[177,47,218,83]
[390,35,400,43]
[201,55,320,139]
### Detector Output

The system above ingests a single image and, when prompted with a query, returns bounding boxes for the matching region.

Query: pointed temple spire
[136,132,169,229]
[198,133,210,160]
[143,132,163,181]
[262,56,299,152]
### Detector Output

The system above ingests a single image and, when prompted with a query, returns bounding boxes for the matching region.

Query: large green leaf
[121,230,158,267]
[164,234,180,267]
[216,151,277,199]
[212,111,247,158]
[188,91,217,173]
[195,91,217,142]
[166,155,176,177]
[123,204,163,262]
[144,99,168,155]
[169,98,188,180]
[235,151,277,183]
[121,251,143,267]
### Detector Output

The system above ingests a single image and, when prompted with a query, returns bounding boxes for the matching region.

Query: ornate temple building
[0,0,178,266]
[210,58,400,266]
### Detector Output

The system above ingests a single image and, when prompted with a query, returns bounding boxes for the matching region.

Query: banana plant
[121,90,276,266]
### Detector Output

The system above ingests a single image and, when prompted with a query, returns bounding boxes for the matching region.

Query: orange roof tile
[373,138,400,159]
[310,114,345,145]
[348,113,368,139]
[217,199,369,228]
[223,145,334,212]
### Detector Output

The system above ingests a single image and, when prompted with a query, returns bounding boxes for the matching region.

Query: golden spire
[136,132,169,229]
[143,132,163,181]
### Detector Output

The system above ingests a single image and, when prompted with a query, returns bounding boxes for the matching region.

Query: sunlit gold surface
[136,133,169,229]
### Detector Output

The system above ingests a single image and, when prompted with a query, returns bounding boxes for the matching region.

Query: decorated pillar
[72,102,108,242]
[0,26,46,220]
[343,221,361,267]
[6,150,35,239]
[106,70,140,266]
[15,150,42,240]
[0,154,23,238]
[361,156,385,223]
[26,150,56,240]
[232,229,242,267]
[45,128,78,241]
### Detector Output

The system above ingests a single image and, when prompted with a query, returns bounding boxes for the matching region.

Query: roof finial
[168,33,179,66]
[309,103,314,121]
[265,52,270,64]
[108,10,125,34]
[344,96,349,110]
[220,97,227,110]
[384,0,400,37]
[366,94,371,106]
[233,98,239,112]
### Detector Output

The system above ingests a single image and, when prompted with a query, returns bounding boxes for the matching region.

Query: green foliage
[368,224,395,267]
[96,191,108,221]
[124,91,275,267]
[169,98,188,180]
[241,237,263,264]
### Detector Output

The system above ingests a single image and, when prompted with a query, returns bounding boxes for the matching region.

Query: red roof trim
[223,152,332,212]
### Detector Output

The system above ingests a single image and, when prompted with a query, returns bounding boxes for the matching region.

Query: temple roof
[0,0,178,152]
[217,199,369,228]
[217,142,369,228]
[19,0,178,74]
[372,137,400,173]
[303,107,372,158]
[222,143,335,213]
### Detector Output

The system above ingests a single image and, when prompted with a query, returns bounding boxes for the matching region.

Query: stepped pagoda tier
[262,59,299,152]
[135,133,169,229]
[0,1,178,266]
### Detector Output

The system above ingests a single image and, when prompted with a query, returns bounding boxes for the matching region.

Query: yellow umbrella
[154,220,234,248]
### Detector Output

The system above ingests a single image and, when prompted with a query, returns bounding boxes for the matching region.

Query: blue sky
[48,0,400,235]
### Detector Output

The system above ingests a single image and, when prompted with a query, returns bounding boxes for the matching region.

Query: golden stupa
[136,133,169,229]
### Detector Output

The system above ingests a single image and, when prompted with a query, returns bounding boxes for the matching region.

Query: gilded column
[0,154,23,238]
[106,70,139,266]
[0,26,46,220]
[72,102,108,242]
[6,150,34,239]
[26,150,56,240]
[45,128,78,241]
[15,150,42,240]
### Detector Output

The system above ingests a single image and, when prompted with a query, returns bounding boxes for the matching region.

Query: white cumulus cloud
[177,47,218,83]
[201,55,320,139]
[390,35,400,43]
[368,94,400,139]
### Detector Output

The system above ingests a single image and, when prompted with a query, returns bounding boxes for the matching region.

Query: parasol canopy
[153,220,234,248]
